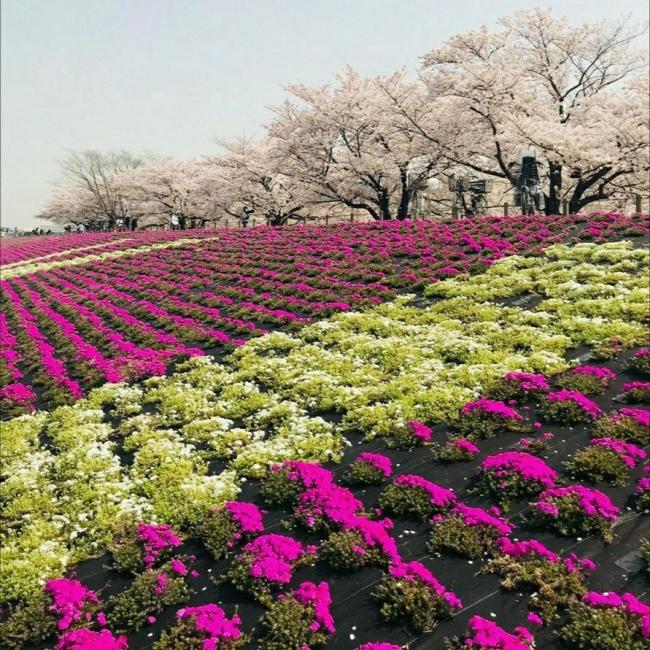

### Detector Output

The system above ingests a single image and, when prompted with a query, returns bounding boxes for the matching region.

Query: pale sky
[1,0,648,228]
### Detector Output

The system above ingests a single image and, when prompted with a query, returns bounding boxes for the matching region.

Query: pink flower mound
[388,561,462,610]
[618,408,650,427]
[634,348,650,358]
[479,452,558,487]
[454,438,480,454]
[244,534,307,585]
[503,372,550,392]
[55,629,128,650]
[176,603,243,648]
[293,581,336,634]
[224,501,265,533]
[136,523,182,568]
[462,398,523,421]
[571,365,616,382]
[451,503,513,536]
[534,485,619,521]
[44,578,99,631]
[394,475,456,508]
[353,644,402,650]
[170,559,188,576]
[407,420,432,442]
[0,382,36,405]
[546,390,601,419]
[582,591,650,639]
[496,537,559,563]
[563,553,597,574]
[590,438,647,468]
[270,460,334,489]
[623,381,650,393]
[464,615,534,649]
[636,476,650,494]
[343,515,400,565]
[357,452,393,478]
[296,485,363,528]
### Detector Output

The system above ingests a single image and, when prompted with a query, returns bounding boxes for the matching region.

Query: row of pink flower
[461,398,523,421]
[388,561,463,610]
[546,390,602,419]
[582,591,650,638]
[496,537,596,573]
[0,228,218,265]
[589,437,647,468]
[356,451,393,477]
[244,533,315,585]
[479,452,558,487]
[1,281,84,399]
[503,371,550,392]
[532,484,620,521]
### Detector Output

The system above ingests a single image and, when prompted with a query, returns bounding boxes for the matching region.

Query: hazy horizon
[2,0,648,229]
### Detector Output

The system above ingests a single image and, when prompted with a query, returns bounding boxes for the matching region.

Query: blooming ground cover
[0,214,649,649]
[1,212,648,415]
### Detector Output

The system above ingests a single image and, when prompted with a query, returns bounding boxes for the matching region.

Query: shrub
[564,439,646,487]
[517,432,554,457]
[0,592,58,649]
[556,366,616,395]
[433,438,479,463]
[196,501,265,560]
[293,484,363,532]
[593,408,649,446]
[622,381,650,403]
[560,592,649,649]
[109,522,182,574]
[259,581,335,650]
[541,390,601,424]
[486,372,549,401]
[635,471,650,511]
[387,420,432,448]
[56,629,128,649]
[260,461,334,506]
[455,398,528,438]
[153,604,246,650]
[221,534,316,606]
[379,475,456,520]
[474,452,558,509]
[428,504,513,559]
[106,562,192,632]
[482,538,595,622]
[628,348,650,376]
[530,485,619,543]
[372,561,461,633]
[344,452,393,485]
[444,615,535,649]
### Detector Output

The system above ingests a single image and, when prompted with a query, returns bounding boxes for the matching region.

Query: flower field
[1,213,649,650]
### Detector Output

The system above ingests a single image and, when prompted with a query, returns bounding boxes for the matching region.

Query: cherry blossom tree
[417,8,649,213]
[114,158,218,228]
[268,68,441,220]
[46,150,149,228]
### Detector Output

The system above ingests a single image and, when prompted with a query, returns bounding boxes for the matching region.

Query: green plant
[564,447,631,487]
[561,601,648,649]
[427,516,501,559]
[0,593,57,649]
[106,565,191,633]
[320,530,387,570]
[258,594,331,650]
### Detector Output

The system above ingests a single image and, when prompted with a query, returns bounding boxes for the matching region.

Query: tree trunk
[378,189,392,220]
[396,169,410,221]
